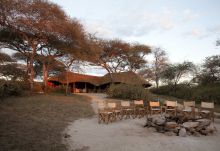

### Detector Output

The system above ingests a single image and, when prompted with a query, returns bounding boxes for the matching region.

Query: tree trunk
[43,62,48,93]
[65,71,69,95]
[174,82,177,92]
[109,72,113,84]
[156,76,159,89]
[29,42,37,92]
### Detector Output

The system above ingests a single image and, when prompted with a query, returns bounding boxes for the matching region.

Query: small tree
[196,55,220,85]
[58,54,83,95]
[161,61,195,90]
[139,47,168,88]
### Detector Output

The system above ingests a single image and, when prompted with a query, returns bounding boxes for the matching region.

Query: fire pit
[144,114,217,137]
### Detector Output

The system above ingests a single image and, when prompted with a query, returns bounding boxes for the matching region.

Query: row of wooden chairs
[150,100,215,122]
[98,100,146,124]
[182,101,215,122]
[98,100,215,124]
[149,100,178,116]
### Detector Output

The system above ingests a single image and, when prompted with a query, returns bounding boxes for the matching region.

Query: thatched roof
[48,71,151,87]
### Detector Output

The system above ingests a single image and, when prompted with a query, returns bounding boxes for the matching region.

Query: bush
[192,84,220,104]
[0,80,24,99]
[107,84,149,101]
[151,84,193,100]
[151,83,220,104]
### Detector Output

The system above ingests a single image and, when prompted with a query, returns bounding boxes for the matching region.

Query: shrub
[192,84,220,104]
[107,84,149,101]
[151,84,193,99]
[151,83,220,104]
[0,80,24,99]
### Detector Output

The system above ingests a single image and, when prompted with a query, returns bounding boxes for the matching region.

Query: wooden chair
[121,101,133,119]
[182,101,196,119]
[149,101,162,115]
[199,102,214,122]
[165,101,177,116]
[107,102,121,121]
[98,102,113,124]
[133,100,146,118]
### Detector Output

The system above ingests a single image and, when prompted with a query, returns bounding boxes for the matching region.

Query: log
[165,122,177,129]
[196,119,211,127]
[183,122,199,129]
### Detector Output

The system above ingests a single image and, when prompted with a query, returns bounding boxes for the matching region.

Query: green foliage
[107,84,149,101]
[151,84,193,100]
[0,80,24,99]
[151,83,220,104]
[0,63,27,81]
[161,61,195,86]
[192,84,220,103]
[196,55,220,85]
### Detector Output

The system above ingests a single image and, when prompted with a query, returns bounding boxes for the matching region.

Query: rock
[165,122,178,129]
[183,122,199,129]
[196,119,211,127]
[152,115,166,126]
[179,128,187,137]
[206,123,216,133]
[188,128,196,133]
[200,129,209,135]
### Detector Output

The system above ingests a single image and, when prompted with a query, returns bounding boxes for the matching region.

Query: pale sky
[50,0,220,75]
[26,0,220,75]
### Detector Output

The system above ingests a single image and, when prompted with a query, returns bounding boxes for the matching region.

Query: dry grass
[0,93,94,151]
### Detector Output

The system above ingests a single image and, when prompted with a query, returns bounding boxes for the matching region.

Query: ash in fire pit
[144,114,217,137]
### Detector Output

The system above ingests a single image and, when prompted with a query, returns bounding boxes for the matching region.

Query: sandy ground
[64,93,220,151]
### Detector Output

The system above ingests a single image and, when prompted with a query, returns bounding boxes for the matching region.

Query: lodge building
[48,71,151,93]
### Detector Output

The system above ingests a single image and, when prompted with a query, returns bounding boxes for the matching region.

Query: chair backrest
[121,101,130,107]
[108,102,116,108]
[98,102,106,109]
[149,101,160,107]
[134,100,144,105]
[166,101,177,107]
[201,102,214,109]
[184,101,195,107]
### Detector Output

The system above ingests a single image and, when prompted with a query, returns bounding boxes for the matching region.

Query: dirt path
[64,93,220,151]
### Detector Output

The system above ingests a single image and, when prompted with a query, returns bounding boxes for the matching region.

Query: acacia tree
[89,39,129,82]
[161,61,195,90]
[125,43,151,72]
[0,0,70,91]
[195,55,220,85]
[139,47,168,88]
[90,38,151,82]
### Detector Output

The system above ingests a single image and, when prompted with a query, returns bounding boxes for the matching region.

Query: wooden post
[85,82,87,93]
[73,82,75,93]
